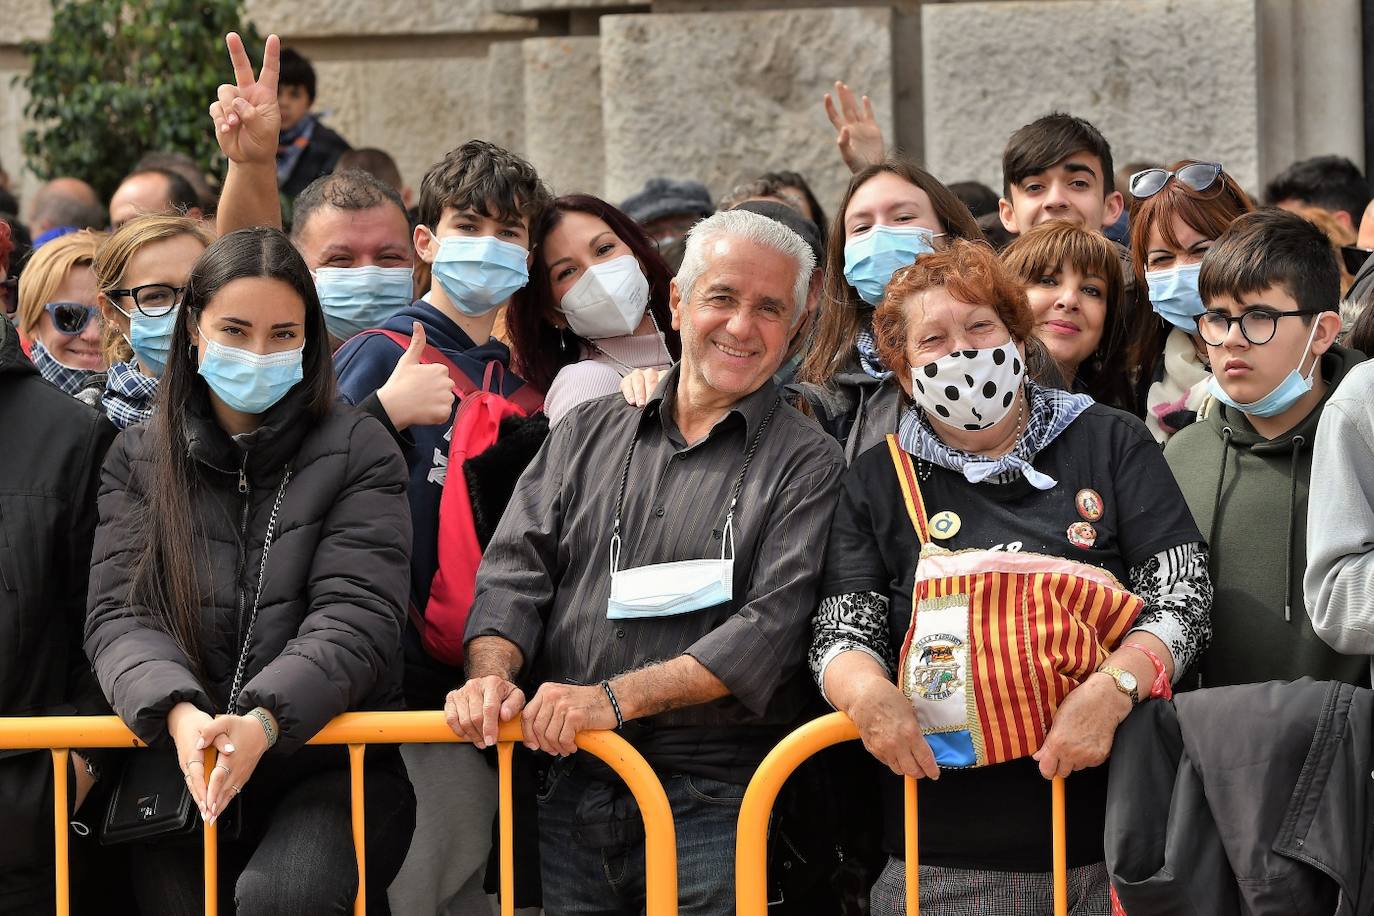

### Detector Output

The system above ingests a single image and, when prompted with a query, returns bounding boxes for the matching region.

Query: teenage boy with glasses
[1164,208,1366,689]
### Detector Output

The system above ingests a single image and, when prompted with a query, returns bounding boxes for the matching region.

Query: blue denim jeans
[537,763,745,916]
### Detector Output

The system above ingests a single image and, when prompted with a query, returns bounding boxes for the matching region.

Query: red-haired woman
[811,240,1211,915]
[505,194,681,425]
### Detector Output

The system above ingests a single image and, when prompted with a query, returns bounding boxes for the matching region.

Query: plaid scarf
[855,326,891,380]
[899,380,1094,490]
[276,113,317,184]
[103,359,159,429]
[30,340,98,397]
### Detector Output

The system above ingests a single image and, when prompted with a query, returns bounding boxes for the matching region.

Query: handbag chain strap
[226,468,292,713]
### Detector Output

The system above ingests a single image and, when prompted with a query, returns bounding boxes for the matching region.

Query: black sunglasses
[43,301,101,336]
[1129,162,1224,200]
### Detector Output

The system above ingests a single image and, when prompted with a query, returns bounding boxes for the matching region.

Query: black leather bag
[97,470,290,847]
[99,750,241,845]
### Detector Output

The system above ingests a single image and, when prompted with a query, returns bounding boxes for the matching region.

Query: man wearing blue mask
[449,209,845,916]
[1164,209,1366,688]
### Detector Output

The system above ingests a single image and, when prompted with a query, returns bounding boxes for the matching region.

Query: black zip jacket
[85,381,412,757]
[1106,679,1374,915]
[0,318,115,904]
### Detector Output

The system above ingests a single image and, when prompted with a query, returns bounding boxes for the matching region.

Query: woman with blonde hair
[90,215,214,427]
[16,229,107,395]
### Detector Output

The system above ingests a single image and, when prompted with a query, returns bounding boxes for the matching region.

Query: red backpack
[365,330,545,665]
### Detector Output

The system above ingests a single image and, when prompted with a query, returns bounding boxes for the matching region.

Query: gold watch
[1096,664,1139,706]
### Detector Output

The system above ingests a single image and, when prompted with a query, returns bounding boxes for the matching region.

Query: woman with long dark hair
[794,158,985,464]
[1127,160,1253,441]
[85,227,415,914]
[505,193,681,424]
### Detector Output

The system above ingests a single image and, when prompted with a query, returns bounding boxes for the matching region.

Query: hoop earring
[559,327,568,352]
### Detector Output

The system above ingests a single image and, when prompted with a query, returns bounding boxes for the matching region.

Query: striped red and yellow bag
[887,436,1142,768]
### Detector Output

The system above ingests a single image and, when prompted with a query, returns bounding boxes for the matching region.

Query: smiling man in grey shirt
[446,209,843,915]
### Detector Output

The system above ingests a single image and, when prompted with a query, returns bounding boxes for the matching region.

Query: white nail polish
[224,743,235,753]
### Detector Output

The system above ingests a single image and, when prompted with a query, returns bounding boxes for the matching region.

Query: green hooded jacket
[1164,344,1369,688]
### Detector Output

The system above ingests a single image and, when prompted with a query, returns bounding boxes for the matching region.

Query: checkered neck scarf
[103,359,159,429]
[276,113,317,184]
[898,380,1094,490]
[30,340,98,397]
[855,326,892,380]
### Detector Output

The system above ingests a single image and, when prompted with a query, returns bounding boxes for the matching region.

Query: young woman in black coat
[85,227,416,915]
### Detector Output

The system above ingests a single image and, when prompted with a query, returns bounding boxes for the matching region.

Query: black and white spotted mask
[910,340,1024,431]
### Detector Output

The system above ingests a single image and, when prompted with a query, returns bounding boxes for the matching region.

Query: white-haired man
[447,209,844,914]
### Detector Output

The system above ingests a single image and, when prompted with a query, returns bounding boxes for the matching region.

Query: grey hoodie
[1306,356,1374,663]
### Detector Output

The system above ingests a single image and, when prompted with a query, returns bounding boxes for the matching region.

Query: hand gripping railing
[734,712,1068,916]
[0,712,678,916]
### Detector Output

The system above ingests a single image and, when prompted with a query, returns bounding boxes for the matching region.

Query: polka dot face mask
[910,340,1024,431]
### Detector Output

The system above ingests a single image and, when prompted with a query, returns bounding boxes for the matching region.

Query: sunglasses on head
[44,301,101,336]
[1129,162,1224,200]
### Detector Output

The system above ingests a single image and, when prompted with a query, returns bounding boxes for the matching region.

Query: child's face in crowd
[100,234,206,342]
[414,205,532,267]
[844,171,945,240]
[38,265,103,370]
[1026,259,1108,379]
[295,204,414,271]
[1145,214,1214,271]
[1203,284,1336,406]
[193,277,306,358]
[999,152,1123,235]
[277,84,311,132]
[544,210,638,304]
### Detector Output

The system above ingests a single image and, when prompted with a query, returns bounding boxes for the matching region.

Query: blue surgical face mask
[197,338,304,414]
[314,266,414,341]
[1146,262,1206,333]
[843,225,939,306]
[607,516,734,620]
[430,235,529,317]
[1206,319,1321,417]
[124,307,178,376]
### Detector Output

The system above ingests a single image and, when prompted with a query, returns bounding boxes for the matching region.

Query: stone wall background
[0,0,1364,217]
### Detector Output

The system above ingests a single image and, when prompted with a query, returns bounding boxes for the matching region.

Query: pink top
[544,333,673,426]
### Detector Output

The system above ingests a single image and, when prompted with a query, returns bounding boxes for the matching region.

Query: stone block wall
[0,0,1364,222]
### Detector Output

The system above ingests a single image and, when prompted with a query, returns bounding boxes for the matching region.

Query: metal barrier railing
[734,712,1068,916]
[0,712,679,916]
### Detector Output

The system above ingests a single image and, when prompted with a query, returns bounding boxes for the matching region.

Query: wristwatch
[1096,664,1139,706]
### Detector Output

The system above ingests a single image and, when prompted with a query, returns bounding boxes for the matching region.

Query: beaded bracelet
[248,707,279,749]
[600,680,624,730]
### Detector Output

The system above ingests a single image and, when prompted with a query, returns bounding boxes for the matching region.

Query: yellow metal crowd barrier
[734,712,1070,916]
[0,712,678,916]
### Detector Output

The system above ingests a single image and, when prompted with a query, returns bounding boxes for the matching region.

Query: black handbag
[99,470,291,846]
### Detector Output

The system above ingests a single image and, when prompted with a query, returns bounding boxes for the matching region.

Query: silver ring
[230,784,240,796]
[213,764,231,775]
[185,759,204,767]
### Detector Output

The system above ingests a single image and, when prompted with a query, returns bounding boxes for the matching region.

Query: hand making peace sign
[209,32,282,166]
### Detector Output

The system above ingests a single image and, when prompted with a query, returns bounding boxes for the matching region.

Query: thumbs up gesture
[376,323,457,432]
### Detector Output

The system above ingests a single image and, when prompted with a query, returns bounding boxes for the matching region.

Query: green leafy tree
[19,0,263,201]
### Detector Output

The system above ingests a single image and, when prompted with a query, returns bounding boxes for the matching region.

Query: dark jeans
[130,759,415,916]
[537,764,744,916]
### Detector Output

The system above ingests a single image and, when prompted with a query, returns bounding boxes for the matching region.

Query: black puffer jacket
[0,318,115,903]
[85,382,412,755]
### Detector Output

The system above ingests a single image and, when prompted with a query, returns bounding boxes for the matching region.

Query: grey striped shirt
[466,367,845,730]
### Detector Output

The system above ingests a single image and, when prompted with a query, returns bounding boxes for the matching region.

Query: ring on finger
[229,784,241,796]
[213,764,231,775]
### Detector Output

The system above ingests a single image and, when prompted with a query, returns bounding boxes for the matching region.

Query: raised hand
[376,322,457,431]
[209,32,282,166]
[823,80,886,174]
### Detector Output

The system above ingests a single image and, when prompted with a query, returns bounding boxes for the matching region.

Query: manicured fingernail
[195,738,206,750]
[223,743,235,753]
[207,815,217,827]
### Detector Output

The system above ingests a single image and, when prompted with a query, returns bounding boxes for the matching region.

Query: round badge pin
[929,510,961,540]
[1075,488,1104,522]
[1067,521,1097,549]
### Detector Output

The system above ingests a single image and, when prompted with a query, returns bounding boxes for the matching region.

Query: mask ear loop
[1298,317,1323,383]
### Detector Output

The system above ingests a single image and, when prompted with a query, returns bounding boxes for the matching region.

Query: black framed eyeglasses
[1195,307,1324,346]
[1130,162,1224,200]
[108,283,185,317]
[43,301,101,336]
